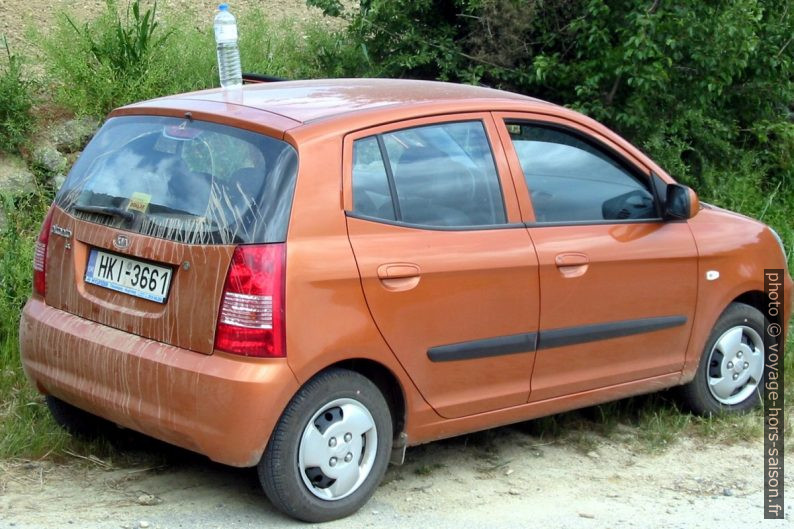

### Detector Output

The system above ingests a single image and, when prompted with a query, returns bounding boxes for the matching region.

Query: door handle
[377,263,421,279]
[376,263,421,291]
[555,253,589,267]
[554,253,589,278]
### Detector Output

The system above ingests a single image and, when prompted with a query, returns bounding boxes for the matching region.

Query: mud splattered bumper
[19,298,299,467]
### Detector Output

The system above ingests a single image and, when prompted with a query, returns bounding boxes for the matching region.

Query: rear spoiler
[242,73,288,84]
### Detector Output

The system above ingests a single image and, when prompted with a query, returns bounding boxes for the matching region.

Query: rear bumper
[19,298,299,467]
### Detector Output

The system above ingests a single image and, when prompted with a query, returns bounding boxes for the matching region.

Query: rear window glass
[56,116,298,244]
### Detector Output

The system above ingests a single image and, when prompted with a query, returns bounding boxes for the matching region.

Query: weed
[0,37,35,154]
[40,4,363,117]
[414,462,444,476]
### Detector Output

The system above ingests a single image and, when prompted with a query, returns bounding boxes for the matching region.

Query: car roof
[128,78,553,125]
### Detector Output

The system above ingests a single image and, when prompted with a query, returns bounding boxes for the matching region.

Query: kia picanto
[19,79,792,522]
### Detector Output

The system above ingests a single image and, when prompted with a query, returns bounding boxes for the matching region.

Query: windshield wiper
[72,205,135,222]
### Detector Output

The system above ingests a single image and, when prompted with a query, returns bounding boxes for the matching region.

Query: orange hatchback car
[20,79,791,522]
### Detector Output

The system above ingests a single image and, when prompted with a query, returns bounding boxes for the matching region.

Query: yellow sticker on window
[127,192,151,213]
[506,124,522,135]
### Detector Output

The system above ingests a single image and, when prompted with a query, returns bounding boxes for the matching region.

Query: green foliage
[41,3,366,117]
[0,37,35,153]
[315,0,794,259]
[42,0,191,116]
[0,192,71,458]
[65,0,171,79]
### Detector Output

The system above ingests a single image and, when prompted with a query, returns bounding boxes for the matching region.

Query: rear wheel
[679,303,766,415]
[46,396,109,438]
[258,368,392,522]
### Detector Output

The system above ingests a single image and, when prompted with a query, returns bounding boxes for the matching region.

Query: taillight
[33,206,55,297]
[214,243,286,357]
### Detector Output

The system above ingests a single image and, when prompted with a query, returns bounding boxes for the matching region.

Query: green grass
[38,2,363,117]
[0,37,35,153]
[0,191,71,459]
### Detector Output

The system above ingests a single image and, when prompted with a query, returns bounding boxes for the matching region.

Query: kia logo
[113,234,130,250]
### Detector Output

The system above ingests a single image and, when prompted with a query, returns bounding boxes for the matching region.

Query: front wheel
[679,302,766,415]
[258,368,392,522]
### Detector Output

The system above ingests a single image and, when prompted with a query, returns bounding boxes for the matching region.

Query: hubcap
[298,398,378,501]
[706,325,764,405]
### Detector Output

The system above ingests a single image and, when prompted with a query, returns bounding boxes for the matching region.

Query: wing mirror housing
[664,183,699,220]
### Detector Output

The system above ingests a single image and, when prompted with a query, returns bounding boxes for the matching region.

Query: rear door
[46,115,298,354]
[495,113,698,401]
[345,114,540,419]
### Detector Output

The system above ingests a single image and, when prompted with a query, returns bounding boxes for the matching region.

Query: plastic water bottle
[214,4,242,88]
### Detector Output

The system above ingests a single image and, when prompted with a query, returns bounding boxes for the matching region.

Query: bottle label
[214,25,238,42]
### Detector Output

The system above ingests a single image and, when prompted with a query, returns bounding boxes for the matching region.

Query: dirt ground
[1,426,791,529]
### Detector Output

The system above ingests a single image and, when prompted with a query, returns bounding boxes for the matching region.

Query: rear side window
[56,116,298,244]
[351,121,506,227]
[506,123,657,223]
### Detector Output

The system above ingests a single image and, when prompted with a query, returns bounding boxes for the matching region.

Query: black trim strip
[426,315,687,362]
[376,134,402,221]
[428,332,537,362]
[346,211,526,231]
[537,315,687,350]
[525,218,663,228]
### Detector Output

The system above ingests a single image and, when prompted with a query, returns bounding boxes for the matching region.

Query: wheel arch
[318,358,406,438]
[732,290,779,326]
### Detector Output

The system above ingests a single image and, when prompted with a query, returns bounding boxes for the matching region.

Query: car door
[344,114,540,419]
[494,113,698,402]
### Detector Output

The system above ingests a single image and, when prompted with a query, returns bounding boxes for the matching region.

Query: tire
[46,396,109,438]
[258,368,393,523]
[679,303,766,415]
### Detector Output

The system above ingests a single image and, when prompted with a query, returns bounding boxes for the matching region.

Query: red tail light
[33,206,55,297]
[214,243,286,357]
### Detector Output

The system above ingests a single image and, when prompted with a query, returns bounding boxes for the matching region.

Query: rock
[586,451,599,459]
[508,488,521,496]
[32,144,68,174]
[138,521,150,529]
[722,488,734,497]
[505,468,514,476]
[578,512,596,519]
[52,173,66,191]
[0,153,36,194]
[137,493,161,506]
[49,117,100,153]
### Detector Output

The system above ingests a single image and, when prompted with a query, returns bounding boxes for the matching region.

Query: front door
[496,114,698,401]
[345,115,540,419]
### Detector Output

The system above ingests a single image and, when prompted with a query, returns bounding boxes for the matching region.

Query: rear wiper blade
[72,205,135,222]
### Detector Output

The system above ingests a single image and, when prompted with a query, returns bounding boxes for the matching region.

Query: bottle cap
[218,3,229,10]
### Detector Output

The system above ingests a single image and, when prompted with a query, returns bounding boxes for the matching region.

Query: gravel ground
[1,427,791,529]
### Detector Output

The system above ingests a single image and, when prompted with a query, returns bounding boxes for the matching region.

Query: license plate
[85,249,173,303]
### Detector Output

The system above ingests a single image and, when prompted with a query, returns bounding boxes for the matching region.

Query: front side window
[352,121,506,227]
[506,122,657,223]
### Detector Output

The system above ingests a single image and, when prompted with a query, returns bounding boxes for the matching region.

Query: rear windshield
[56,116,298,244]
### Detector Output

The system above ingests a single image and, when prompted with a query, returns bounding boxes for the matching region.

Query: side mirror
[664,184,699,220]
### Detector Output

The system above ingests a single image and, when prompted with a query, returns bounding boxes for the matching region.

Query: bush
[0,37,35,154]
[309,0,794,264]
